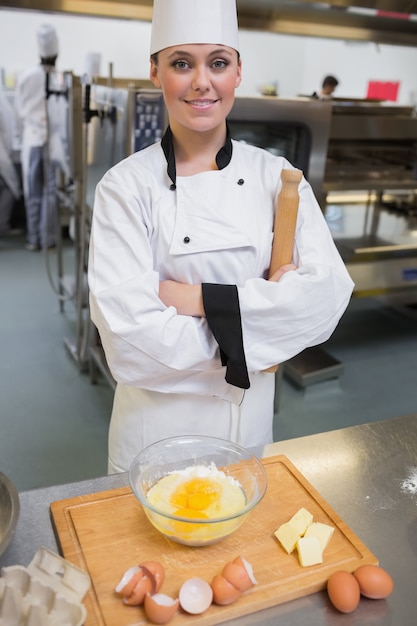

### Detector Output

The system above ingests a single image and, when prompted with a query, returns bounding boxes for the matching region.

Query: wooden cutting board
[50,455,377,626]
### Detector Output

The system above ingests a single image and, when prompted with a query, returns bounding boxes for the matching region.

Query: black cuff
[202,283,250,390]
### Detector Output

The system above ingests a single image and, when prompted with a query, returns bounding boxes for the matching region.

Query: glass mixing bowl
[129,435,268,547]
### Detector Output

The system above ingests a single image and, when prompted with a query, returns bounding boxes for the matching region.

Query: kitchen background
[1,5,417,493]
[1,7,417,104]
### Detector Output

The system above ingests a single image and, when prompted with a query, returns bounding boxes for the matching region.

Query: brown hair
[322,75,339,89]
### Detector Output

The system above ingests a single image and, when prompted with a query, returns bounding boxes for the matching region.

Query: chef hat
[37,24,59,58]
[150,0,239,55]
[83,52,102,79]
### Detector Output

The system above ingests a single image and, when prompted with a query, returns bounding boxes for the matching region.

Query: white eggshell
[115,565,141,594]
[144,593,179,624]
[179,577,213,614]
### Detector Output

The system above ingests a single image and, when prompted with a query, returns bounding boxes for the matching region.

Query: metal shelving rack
[54,74,165,388]
[52,72,92,373]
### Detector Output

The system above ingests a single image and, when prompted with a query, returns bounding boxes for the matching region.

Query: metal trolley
[51,73,167,385]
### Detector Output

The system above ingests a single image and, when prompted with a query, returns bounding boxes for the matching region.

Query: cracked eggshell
[123,575,153,606]
[144,593,179,624]
[222,557,257,591]
[140,561,165,593]
[179,577,213,614]
[116,561,165,604]
[115,566,142,597]
[211,574,242,605]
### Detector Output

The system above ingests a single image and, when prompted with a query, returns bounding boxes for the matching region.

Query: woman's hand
[268,263,297,282]
[159,280,205,317]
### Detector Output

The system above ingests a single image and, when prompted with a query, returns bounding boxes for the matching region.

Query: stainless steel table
[1,414,416,625]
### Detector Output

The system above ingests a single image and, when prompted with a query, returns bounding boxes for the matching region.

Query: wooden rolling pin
[264,168,303,373]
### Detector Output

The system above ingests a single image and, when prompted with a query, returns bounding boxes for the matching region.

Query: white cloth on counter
[88,139,354,472]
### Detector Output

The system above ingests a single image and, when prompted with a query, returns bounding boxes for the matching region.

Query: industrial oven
[323,100,417,300]
[324,99,417,194]
[227,96,332,207]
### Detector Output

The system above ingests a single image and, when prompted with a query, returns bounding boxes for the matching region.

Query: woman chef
[88,0,354,474]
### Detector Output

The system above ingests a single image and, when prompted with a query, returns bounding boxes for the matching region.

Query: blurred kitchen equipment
[324,100,417,195]
[52,73,167,381]
[0,472,20,558]
[228,96,332,208]
[324,100,417,302]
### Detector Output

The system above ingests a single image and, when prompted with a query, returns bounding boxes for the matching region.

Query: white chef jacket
[88,134,354,472]
[15,64,70,194]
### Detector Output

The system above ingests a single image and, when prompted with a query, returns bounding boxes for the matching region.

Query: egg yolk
[171,478,221,518]
[146,466,247,540]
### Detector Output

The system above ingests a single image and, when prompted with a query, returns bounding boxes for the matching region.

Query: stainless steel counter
[1,414,416,625]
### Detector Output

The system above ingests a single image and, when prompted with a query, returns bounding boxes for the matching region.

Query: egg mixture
[147,464,246,521]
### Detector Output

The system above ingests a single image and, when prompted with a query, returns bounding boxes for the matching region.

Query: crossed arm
[158,264,297,317]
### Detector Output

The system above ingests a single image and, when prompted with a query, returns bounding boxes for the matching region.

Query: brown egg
[144,593,179,624]
[140,561,165,594]
[223,557,257,591]
[353,565,394,599]
[327,571,361,613]
[211,574,242,605]
[123,575,153,606]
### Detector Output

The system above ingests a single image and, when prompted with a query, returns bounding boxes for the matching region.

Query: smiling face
[150,44,242,137]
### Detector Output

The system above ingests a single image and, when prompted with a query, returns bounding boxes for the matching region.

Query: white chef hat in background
[83,52,102,79]
[37,24,59,58]
[150,0,239,56]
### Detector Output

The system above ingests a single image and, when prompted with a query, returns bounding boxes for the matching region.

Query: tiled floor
[1,233,417,492]
[1,234,113,491]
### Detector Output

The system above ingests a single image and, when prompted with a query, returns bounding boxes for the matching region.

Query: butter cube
[274,521,300,554]
[296,536,323,567]
[304,522,334,553]
[288,507,313,536]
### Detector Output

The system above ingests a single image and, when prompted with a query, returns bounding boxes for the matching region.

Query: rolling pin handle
[264,168,303,374]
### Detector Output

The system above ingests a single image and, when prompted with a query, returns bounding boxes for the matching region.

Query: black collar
[161,125,233,189]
